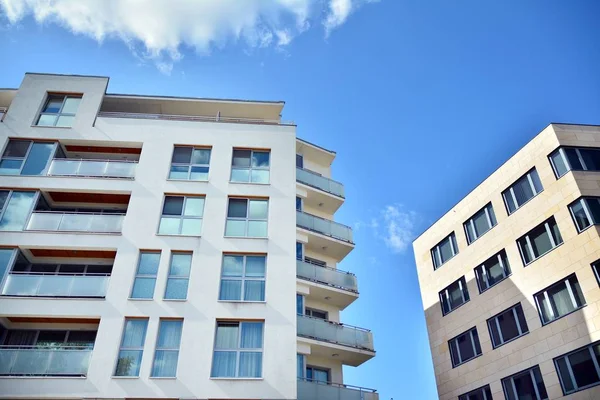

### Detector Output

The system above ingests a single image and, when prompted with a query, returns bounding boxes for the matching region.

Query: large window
[230,149,270,184]
[169,146,211,181]
[501,365,548,400]
[431,232,458,270]
[158,195,205,236]
[219,254,266,302]
[448,327,482,367]
[0,139,58,176]
[115,318,148,377]
[0,190,37,231]
[502,169,543,214]
[459,385,492,400]
[164,252,192,300]
[593,259,600,287]
[534,274,585,325]
[151,319,183,377]
[516,217,563,265]
[306,366,330,383]
[569,197,600,233]
[464,203,497,244]
[487,303,529,348]
[439,276,469,315]
[211,321,264,378]
[225,198,268,237]
[36,94,81,127]
[549,146,600,178]
[555,340,600,395]
[474,250,511,293]
[130,251,161,299]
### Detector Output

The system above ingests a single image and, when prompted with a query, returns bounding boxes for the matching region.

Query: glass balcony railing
[296,168,345,198]
[298,379,379,400]
[2,273,109,297]
[296,211,353,243]
[48,159,137,179]
[0,346,92,376]
[297,260,358,292]
[26,212,124,233]
[297,315,374,351]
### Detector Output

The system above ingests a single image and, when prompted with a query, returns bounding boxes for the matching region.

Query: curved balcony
[296,167,344,198]
[47,159,137,179]
[298,379,379,400]
[2,273,109,298]
[0,346,92,376]
[26,211,124,233]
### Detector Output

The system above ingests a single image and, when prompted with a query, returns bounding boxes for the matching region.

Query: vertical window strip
[164,252,192,300]
[130,251,161,299]
[115,318,148,377]
[151,319,183,377]
[219,255,266,302]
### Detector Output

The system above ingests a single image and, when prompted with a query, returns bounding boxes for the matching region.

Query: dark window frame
[448,326,482,368]
[487,303,529,349]
[516,216,563,266]
[463,203,497,244]
[431,232,458,270]
[534,273,586,326]
[439,276,470,316]
[474,249,512,293]
[554,339,600,396]
[501,168,544,215]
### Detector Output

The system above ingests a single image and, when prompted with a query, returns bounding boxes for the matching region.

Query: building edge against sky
[0,73,376,399]
[413,123,600,399]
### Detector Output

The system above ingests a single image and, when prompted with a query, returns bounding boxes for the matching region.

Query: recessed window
[459,385,492,400]
[431,232,458,270]
[488,303,529,348]
[0,190,37,231]
[169,146,211,180]
[36,94,81,127]
[305,307,328,320]
[592,259,600,287]
[534,274,585,325]
[554,340,600,395]
[219,254,266,302]
[464,203,497,244]
[306,365,329,383]
[164,252,192,300]
[296,242,304,261]
[151,319,183,377]
[115,318,148,377]
[502,168,543,214]
[448,327,482,367]
[569,197,600,233]
[0,139,58,176]
[296,196,303,211]
[225,198,268,237]
[516,217,563,265]
[439,276,469,316]
[549,146,600,178]
[130,251,161,299]
[211,321,264,378]
[231,149,270,184]
[474,250,511,293]
[501,365,548,400]
[158,195,205,236]
[296,154,304,168]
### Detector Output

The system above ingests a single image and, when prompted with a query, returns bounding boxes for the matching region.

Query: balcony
[297,315,375,366]
[0,346,92,376]
[2,273,109,298]
[297,260,358,309]
[297,211,354,260]
[297,168,344,198]
[98,111,293,126]
[26,211,123,233]
[47,159,136,179]
[298,379,379,400]
[296,168,344,214]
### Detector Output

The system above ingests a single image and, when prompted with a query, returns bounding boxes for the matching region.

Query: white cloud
[357,204,419,254]
[0,0,379,73]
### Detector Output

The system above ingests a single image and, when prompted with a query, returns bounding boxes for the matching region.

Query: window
[225,198,268,237]
[569,197,600,232]
[231,149,270,184]
[474,250,511,293]
[296,154,304,168]
[296,242,304,261]
[169,146,211,180]
[501,365,548,400]
[151,319,183,377]
[158,195,205,236]
[219,255,266,302]
[306,366,329,383]
[431,232,458,270]
[534,274,585,325]
[0,190,37,231]
[211,321,264,378]
[0,329,96,348]
[459,385,493,400]
[130,251,161,299]
[487,303,529,348]
[36,94,81,127]
[516,217,563,265]
[297,354,305,379]
[439,276,469,315]
[164,253,192,300]
[502,169,543,214]
[0,139,58,176]
[115,318,148,377]
[305,308,328,320]
[593,260,600,287]
[549,146,600,178]
[555,340,600,395]
[296,196,303,211]
[464,203,497,244]
[296,294,304,315]
[448,327,482,367]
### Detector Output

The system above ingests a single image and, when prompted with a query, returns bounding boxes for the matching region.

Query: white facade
[0,73,376,400]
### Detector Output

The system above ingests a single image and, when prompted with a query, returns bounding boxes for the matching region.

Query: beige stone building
[413,123,600,400]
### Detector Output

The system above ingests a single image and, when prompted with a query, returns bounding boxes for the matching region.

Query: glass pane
[537,293,554,323]
[183,197,204,217]
[232,150,251,167]
[181,218,202,235]
[192,148,211,164]
[512,371,537,398]
[225,219,246,236]
[138,253,160,275]
[529,224,553,257]
[152,350,178,377]
[228,198,248,218]
[251,169,270,183]
[245,256,266,277]
[497,310,519,342]
[239,352,262,377]
[215,324,239,349]
[131,277,156,299]
[548,282,575,318]
[571,278,586,307]
[487,257,507,286]
[251,151,270,167]
[472,209,491,238]
[163,197,184,216]
[219,280,242,300]
[61,97,81,114]
[231,168,250,182]
[158,217,180,234]
[438,238,453,263]
[211,351,236,377]
[588,198,600,223]
[249,200,268,219]
[170,254,192,276]
[121,320,148,347]
[244,280,265,301]
[565,148,583,169]
[489,319,502,347]
[581,148,600,170]
[456,333,475,362]
[222,256,243,277]
[157,320,183,348]
[240,322,263,348]
[569,348,599,388]
[56,115,75,127]
[0,248,15,284]
[512,175,535,207]
[0,159,23,175]
[20,143,55,175]
[571,201,591,231]
[0,191,36,231]
[556,357,575,393]
[247,221,267,237]
[3,140,31,157]
[169,165,189,180]
[165,279,189,300]
[530,169,543,193]
[36,114,56,126]
[171,147,192,163]
[190,166,209,180]
[43,97,63,113]
[551,150,568,177]
[115,350,143,376]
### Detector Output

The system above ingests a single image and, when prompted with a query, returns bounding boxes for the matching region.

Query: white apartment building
[0,73,376,400]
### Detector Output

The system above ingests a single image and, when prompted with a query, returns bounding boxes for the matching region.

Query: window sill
[541,304,586,327]
[0,375,87,379]
[210,377,264,381]
[478,273,512,294]
[167,179,209,183]
[128,298,154,301]
[491,331,529,349]
[163,298,187,302]
[523,242,562,267]
[451,353,483,369]
[466,224,497,246]
[156,234,202,238]
[0,295,106,301]
[218,300,266,304]
[30,125,73,129]
[149,376,177,380]
[111,376,140,379]
[229,181,270,186]
[575,222,600,235]
[224,236,268,240]
[506,190,544,216]
[24,230,122,236]
[442,299,470,317]
[433,253,458,271]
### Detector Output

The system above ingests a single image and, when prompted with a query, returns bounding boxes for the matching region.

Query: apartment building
[413,123,600,400]
[0,73,376,400]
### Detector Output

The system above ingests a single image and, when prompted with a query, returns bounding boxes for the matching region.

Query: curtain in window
[220,280,241,300]
[157,321,182,348]
[549,284,574,317]
[512,177,534,206]
[215,324,238,349]
[239,352,262,377]
[211,351,236,377]
[122,320,147,347]
[4,330,37,346]
[152,349,179,377]
[241,323,263,348]
[297,354,305,379]
[244,281,265,301]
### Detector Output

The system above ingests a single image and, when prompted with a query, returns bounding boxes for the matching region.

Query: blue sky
[2,0,600,398]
